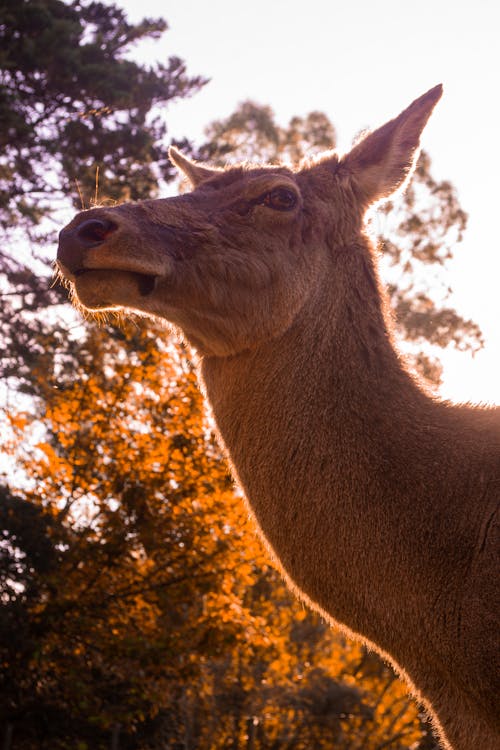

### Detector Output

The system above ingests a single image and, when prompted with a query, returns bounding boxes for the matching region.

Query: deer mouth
[72,267,158,297]
[57,265,162,310]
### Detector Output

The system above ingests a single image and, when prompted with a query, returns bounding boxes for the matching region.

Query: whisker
[94,165,99,207]
[74,178,85,210]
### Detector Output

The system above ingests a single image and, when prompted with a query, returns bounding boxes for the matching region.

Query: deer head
[57,85,442,357]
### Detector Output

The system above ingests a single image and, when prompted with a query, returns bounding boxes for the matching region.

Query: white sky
[120,0,499,404]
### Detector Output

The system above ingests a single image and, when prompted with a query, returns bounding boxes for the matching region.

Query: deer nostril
[76,218,117,247]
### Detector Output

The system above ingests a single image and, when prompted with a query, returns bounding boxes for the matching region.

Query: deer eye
[260,187,298,211]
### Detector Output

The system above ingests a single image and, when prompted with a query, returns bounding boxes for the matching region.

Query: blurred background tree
[0,2,469,748]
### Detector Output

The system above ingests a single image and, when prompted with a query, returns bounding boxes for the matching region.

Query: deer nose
[58,216,117,274]
[76,218,117,247]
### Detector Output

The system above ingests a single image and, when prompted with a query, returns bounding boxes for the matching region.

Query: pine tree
[0,0,205,236]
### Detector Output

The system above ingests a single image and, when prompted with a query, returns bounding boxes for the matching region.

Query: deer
[57,85,500,750]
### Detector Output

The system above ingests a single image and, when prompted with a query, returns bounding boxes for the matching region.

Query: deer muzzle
[57,217,118,276]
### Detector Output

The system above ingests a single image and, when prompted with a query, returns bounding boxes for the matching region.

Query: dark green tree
[0,488,67,749]
[0,0,205,237]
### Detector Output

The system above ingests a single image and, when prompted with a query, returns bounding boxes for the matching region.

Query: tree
[0,0,205,398]
[0,0,205,238]
[1,320,261,748]
[200,101,482,385]
[200,101,336,165]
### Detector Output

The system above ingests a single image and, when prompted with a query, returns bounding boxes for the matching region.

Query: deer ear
[169,147,221,187]
[340,84,443,205]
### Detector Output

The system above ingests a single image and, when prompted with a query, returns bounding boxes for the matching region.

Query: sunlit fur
[57,86,499,750]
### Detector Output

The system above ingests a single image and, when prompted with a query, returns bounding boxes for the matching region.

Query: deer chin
[72,268,158,311]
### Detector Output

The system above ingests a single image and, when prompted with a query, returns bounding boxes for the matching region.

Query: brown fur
[57,86,499,750]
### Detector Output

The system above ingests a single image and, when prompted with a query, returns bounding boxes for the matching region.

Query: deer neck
[199,247,459,652]
[201,245,428,499]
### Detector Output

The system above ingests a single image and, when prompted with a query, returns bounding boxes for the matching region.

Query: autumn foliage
[1,317,437,749]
